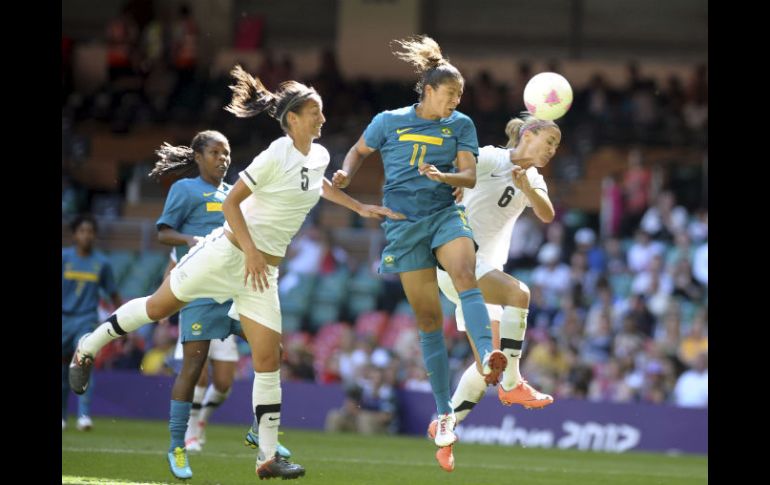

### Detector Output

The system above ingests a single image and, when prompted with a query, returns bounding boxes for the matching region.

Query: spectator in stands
[620,148,651,236]
[313,49,345,110]
[105,3,139,83]
[640,191,689,242]
[282,339,315,381]
[553,299,585,350]
[671,258,704,302]
[624,293,657,338]
[325,365,397,435]
[683,64,708,137]
[333,328,353,378]
[567,251,595,306]
[257,50,282,92]
[600,174,624,238]
[562,353,593,399]
[672,351,708,408]
[279,226,325,295]
[604,237,628,275]
[654,313,683,371]
[171,4,198,97]
[631,254,672,305]
[688,209,708,244]
[505,211,544,270]
[613,315,645,360]
[99,332,146,371]
[588,357,634,403]
[522,333,570,396]
[585,280,622,334]
[140,324,176,375]
[318,352,342,384]
[532,243,571,310]
[678,315,708,368]
[627,228,665,273]
[580,311,614,364]
[584,74,612,124]
[692,241,708,287]
[403,359,432,392]
[666,232,694,267]
[574,227,607,274]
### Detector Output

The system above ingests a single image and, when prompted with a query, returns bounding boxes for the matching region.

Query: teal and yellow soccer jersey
[62,247,117,315]
[156,176,232,261]
[364,104,479,220]
[157,176,232,310]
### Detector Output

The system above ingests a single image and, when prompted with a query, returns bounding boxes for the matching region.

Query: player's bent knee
[180,356,207,378]
[213,382,232,393]
[507,280,530,307]
[414,312,443,332]
[146,299,170,321]
[252,353,280,372]
[449,269,477,293]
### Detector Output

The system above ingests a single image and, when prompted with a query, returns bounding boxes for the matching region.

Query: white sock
[500,306,527,390]
[253,370,281,464]
[450,363,487,424]
[185,385,207,440]
[81,297,152,355]
[200,384,231,425]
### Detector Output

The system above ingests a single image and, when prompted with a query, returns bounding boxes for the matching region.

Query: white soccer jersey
[223,135,330,257]
[462,145,547,270]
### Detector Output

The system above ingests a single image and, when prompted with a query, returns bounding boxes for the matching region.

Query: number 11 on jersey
[409,143,427,166]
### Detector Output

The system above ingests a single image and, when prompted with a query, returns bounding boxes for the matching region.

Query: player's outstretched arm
[512,166,555,223]
[321,178,405,221]
[333,135,375,188]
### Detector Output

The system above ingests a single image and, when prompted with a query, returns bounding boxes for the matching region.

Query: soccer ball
[523,72,573,121]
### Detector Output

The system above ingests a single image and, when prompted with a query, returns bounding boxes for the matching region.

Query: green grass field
[62,417,707,485]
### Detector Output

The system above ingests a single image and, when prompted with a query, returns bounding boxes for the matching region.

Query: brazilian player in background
[62,214,122,431]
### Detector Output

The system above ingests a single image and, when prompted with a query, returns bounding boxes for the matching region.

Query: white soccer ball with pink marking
[523,72,573,121]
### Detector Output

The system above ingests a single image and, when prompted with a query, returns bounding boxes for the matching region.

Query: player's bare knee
[448,267,477,293]
[146,299,169,321]
[252,352,280,372]
[508,281,530,307]
[414,312,443,332]
[213,370,234,392]
[213,380,232,393]
[518,281,531,305]
[180,355,206,378]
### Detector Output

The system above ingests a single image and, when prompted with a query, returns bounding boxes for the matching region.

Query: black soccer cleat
[68,333,94,395]
[257,452,306,480]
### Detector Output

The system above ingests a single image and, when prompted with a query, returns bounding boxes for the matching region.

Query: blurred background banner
[69,370,707,454]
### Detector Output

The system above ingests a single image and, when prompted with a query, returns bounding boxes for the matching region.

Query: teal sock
[418,329,452,415]
[459,288,493,356]
[169,400,192,452]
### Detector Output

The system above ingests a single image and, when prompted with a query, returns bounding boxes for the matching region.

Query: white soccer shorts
[437,257,501,331]
[170,227,283,334]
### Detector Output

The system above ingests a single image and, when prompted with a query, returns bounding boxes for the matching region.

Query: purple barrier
[69,371,706,455]
[68,371,345,429]
[397,388,707,455]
